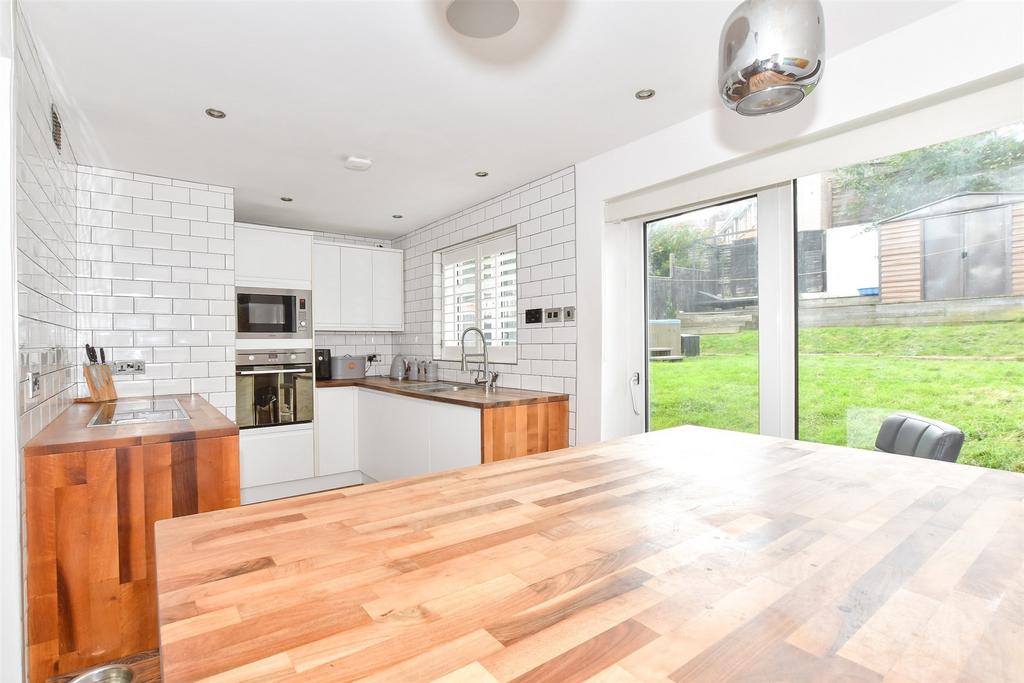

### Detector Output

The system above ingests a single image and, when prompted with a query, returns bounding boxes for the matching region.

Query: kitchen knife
[99,347,105,364]
[85,344,97,364]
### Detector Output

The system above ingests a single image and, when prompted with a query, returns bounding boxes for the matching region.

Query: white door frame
[641,182,796,439]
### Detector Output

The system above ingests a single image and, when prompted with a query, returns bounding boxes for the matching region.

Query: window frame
[434,228,519,365]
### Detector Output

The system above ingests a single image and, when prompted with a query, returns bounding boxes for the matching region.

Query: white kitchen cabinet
[357,390,428,481]
[315,387,358,476]
[236,223,313,289]
[313,241,404,332]
[371,249,404,329]
[339,246,374,328]
[239,423,315,489]
[312,243,342,329]
[357,389,480,482]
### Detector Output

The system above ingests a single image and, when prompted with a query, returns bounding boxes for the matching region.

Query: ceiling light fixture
[446,0,520,38]
[634,89,656,101]
[392,214,403,219]
[205,108,226,119]
[475,171,489,178]
[280,196,293,202]
[718,0,825,116]
[343,155,373,171]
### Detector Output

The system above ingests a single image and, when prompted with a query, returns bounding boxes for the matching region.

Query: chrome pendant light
[718,0,825,116]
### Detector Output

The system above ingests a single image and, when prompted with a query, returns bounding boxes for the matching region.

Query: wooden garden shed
[877,192,1024,303]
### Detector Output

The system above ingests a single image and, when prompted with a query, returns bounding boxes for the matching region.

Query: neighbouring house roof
[878,191,1024,224]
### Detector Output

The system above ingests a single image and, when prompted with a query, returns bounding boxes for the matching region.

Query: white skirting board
[241,470,374,505]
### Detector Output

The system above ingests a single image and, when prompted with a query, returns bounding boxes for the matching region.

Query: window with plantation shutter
[438,229,517,363]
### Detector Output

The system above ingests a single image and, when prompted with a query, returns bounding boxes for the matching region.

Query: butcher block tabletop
[154,426,1024,682]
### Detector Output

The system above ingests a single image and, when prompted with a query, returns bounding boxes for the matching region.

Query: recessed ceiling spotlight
[392,214,403,219]
[280,196,293,202]
[634,89,656,101]
[475,171,489,178]
[205,108,226,119]
[343,155,373,171]
[447,0,520,38]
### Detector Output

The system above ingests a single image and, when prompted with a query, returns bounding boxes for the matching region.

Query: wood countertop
[24,394,238,457]
[154,426,1024,682]
[315,375,569,408]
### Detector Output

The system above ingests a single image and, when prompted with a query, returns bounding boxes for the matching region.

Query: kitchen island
[24,394,239,682]
[154,426,1023,682]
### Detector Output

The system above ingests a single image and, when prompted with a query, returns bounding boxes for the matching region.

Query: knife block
[82,363,118,402]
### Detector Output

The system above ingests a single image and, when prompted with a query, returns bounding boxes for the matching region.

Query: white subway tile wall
[392,167,577,444]
[15,8,79,446]
[309,231,397,372]
[75,167,236,420]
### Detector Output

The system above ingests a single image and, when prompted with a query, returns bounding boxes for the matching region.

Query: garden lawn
[649,321,1024,472]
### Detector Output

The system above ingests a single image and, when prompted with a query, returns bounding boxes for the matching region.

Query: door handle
[238,368,309,376]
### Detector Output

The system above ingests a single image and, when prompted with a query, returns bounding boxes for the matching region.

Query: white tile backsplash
[15,7,79,446]
[76,167,236,420]
[392,167,577,444]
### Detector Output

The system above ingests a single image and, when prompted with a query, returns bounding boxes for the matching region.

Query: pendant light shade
[718,0,825,116]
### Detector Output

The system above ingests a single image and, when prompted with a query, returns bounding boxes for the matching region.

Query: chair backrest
[875,413,965,463]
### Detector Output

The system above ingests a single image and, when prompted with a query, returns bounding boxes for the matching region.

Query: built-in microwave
[236,287,312,340]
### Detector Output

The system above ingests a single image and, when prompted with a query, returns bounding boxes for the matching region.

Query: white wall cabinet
[239,423,315,489]
[315,387,357,476]
[236,223,313,289]
[312,244,342,329]
[312,241,403,331]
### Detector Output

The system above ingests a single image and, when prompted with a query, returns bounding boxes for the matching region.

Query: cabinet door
[236,225,313,288]
[427,402,481,472]
[239,425,314,488]
[371,249,404,330]
[357,390,428,482]
[339,247,373,329]
[312,243,342,330]
[315,388,357,475]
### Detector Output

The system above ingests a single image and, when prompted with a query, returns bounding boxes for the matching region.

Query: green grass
[649,321,1024,472]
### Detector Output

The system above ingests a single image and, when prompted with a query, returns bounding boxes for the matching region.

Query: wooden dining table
[153,426,1024,682]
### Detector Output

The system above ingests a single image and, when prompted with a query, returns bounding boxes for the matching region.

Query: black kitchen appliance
[315,348,332,381]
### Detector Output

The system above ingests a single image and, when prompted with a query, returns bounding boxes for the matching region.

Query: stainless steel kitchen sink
[405,382,468,394]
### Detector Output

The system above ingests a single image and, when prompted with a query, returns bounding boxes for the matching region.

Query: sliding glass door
[645,185,794,438]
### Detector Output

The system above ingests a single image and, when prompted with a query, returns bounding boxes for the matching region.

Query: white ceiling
[23,0,953,239]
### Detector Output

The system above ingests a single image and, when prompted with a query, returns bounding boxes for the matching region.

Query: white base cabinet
[239,423,315,489]
[314,387,357,476]
[357,390,480,481]
[313,386,481,486]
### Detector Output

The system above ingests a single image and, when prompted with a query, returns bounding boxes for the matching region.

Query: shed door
[923,207,1010,300]
[963,206,1010,298]
[923,215,963,300]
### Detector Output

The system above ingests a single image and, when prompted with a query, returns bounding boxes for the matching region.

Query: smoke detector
[446,0,520,38]
[343,155,373,171]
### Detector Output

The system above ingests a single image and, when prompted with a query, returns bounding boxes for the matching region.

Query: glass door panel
[646,196,759,434]
[964,206,1010,298]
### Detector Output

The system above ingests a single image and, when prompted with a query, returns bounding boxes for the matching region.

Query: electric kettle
[389,354,407,380]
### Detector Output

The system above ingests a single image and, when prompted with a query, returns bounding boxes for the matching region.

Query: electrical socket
[26,371,40,400]
[112,360,146,375]
[562,306,576,322]
[543,308,561,323]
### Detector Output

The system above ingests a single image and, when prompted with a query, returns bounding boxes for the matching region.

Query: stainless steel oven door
[235,350,314,429]
[236,287,312,340]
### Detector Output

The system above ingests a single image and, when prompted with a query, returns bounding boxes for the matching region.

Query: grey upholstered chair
[874,413,965,463]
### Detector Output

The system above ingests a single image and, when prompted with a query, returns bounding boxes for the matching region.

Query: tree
[830,124,1024,225]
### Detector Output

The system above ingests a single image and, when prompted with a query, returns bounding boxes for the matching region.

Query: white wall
[393,167,578,444]
[75,166,236,419]
[574,0,1024,445]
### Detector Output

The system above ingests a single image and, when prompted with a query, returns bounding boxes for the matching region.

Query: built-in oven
[235,349,314,429]
[236,287,312,341]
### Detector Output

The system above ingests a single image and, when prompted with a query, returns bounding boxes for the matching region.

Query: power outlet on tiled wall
[393,167,577,444]
[75,167,236,420]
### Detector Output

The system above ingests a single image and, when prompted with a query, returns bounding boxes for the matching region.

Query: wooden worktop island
[154,426,1023,682]
[25,395,239,682]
